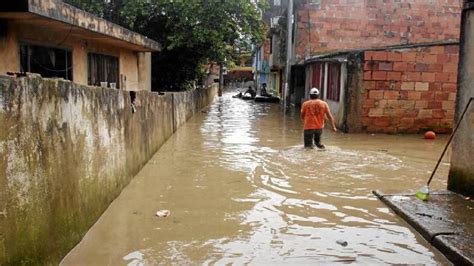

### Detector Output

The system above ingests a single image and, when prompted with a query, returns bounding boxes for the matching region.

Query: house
[226,52,254,90]
[259,0,462,133]
[253,0,286,97]
[305,42,459,133]
[0,0,161,91]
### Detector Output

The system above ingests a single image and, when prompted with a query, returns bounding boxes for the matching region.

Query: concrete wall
[448,5,474,196]
[358,44,459,133]
[294,0,461,61]
[0,75,217,264]
[0,20,151,91]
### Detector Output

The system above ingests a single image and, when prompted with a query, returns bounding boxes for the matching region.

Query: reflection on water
[62,91,451,265]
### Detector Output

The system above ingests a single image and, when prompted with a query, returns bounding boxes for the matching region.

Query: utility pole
[283,0,293,111]
[218,63,224,97]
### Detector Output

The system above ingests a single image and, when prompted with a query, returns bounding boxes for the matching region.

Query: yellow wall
[119,50,139,91]
[0,20,151,91]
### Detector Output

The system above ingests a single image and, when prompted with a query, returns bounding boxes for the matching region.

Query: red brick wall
[361,45,459,133]
[295,0,461,58]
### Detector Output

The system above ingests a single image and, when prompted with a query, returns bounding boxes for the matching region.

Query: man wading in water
[300,88,337,149]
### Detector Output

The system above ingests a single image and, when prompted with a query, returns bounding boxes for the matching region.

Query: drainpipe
[283,0,293,111]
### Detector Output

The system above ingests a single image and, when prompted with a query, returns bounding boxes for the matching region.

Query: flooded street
[62,91,451,265]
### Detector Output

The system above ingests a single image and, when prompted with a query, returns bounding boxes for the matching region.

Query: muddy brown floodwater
[62,91,452,265]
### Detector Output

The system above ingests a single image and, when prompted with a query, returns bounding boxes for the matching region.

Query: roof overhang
[304,41,460,65]
[0,0,161,52]
[305,53,350,64]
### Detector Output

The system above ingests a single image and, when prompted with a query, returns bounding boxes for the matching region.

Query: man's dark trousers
[304,129,323,148]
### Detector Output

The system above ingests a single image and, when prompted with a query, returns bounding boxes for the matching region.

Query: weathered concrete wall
[448,5,474,196]
[0,75,217,264]
[360,44,459,133]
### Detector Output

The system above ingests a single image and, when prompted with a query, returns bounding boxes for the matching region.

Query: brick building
[261,0,462,133]
[360,44,459,133]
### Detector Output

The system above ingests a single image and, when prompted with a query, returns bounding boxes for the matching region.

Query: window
[20,43,73,80]
[273,0,281,6]
[327,63,341,102]
[270,16,281,28]
[311,63,322,90]
[88,53,119,87]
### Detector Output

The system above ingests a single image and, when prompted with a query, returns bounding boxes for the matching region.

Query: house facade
[253,0,287,97]
[306,43,459,133]
[260,0,462,133]
[0,0,160,91]
[226,52,254,90]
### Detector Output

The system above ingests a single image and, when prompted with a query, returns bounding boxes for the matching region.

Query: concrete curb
[373,190,473,265]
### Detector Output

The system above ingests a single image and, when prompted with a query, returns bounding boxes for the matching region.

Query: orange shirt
[300,99,330,130]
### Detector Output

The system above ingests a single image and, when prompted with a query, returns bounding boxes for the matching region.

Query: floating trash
[155,210,170,217]
[336,240,348,247]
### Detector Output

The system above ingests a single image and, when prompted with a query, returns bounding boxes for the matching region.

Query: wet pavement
[374,190,474,265]
[62,91,454,265]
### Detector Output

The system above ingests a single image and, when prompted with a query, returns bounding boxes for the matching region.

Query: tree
[65,0,267,91]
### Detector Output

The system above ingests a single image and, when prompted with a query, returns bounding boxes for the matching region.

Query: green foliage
[64,0,267,91]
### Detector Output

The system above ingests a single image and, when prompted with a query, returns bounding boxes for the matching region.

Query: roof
[0,0,161,52]
[304,41,459,64]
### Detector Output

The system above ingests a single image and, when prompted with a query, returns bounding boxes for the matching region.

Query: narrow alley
[62,91,451,265]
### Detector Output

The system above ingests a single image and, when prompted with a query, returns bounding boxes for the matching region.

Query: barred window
[88,53,119,88]
[20,43,73,80]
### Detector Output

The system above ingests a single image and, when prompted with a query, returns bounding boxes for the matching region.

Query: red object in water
[424,131,436,140]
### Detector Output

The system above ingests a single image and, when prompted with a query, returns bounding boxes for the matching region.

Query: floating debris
[155,210,170,218]
[336,240,348,247]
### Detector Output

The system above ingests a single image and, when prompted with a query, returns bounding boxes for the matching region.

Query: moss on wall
[0,75,217,264]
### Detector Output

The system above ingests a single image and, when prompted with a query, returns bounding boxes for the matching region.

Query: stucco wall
[0,20,149,91]
[0,75,217,264]
[0,22,19,75]
[119,49,139,91]
[138,52,152,92]
[448,7,474,196]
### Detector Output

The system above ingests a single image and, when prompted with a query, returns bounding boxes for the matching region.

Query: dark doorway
[291,65,306,107]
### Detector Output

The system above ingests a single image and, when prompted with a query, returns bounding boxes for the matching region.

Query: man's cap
[310,88,320,95]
